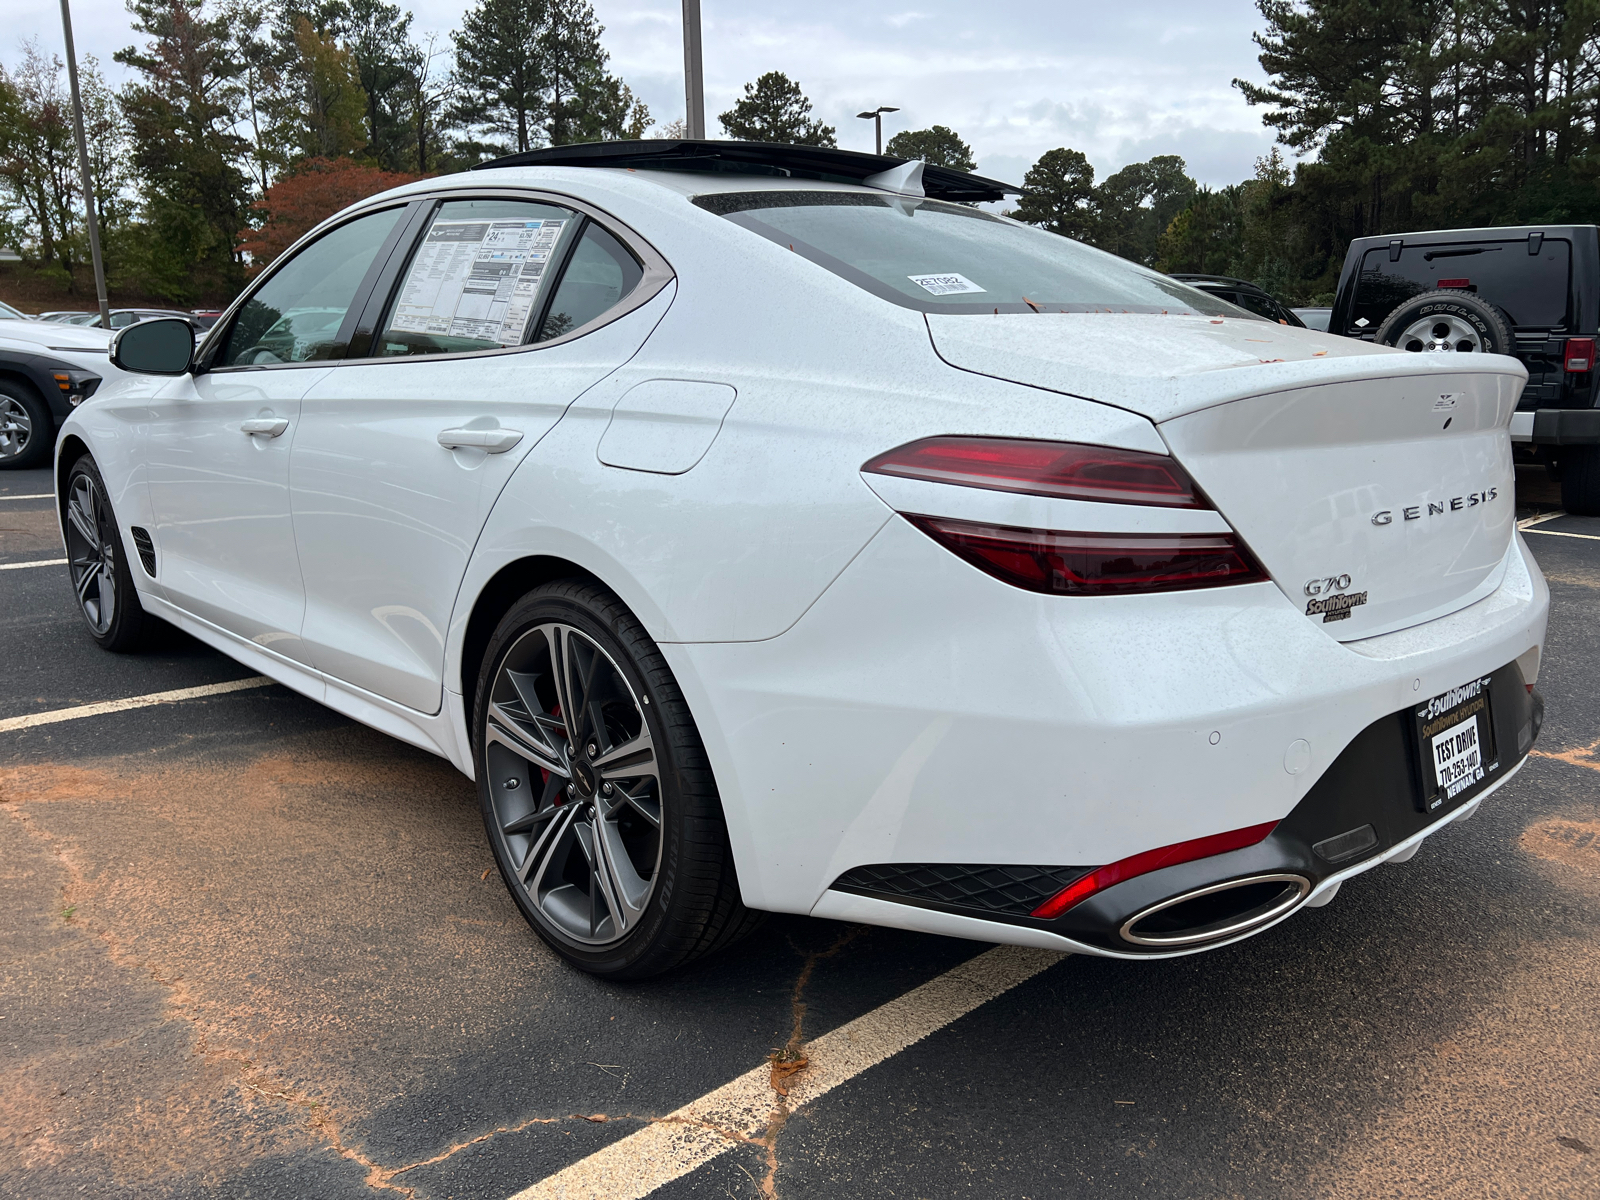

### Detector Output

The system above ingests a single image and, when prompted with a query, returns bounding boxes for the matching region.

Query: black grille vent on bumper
[832,862,1090,917]
[130,526,156,577]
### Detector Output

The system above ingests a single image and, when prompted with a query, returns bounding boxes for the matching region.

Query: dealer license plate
[1413,676,1499,813]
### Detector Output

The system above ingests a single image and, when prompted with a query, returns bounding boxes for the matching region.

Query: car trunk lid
[926,312,1525,639]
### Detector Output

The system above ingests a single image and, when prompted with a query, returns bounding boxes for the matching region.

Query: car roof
[1169,274,1271,293]
[472,139,1020,204]
[1346,224,1598,249]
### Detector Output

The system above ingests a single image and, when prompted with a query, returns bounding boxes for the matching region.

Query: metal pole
[874,113,882,156]
[681,0,704,139]
[58,0,111,327]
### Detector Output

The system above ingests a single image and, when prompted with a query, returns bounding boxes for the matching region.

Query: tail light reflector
[1032,821,1280,919]
[907,516,1266,596]
[863,436,1207,508]
[1565,337,1594,372]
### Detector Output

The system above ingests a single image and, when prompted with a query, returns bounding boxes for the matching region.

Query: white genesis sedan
[58,141,1548,978]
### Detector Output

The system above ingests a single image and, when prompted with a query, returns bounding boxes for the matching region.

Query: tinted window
[219,207,404,367]
[698,191,1246,317]
[535,223,644,342]
[1351,240,1571,331]
[375,198,578,356]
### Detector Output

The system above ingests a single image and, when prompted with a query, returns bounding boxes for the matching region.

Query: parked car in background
[1168,274,1306,326]
[37,311,91,323]
[191,310,225,331]
[0,300,34,320]
[92,308,205,330]
[1329,224,1600,513]
[1293,307,1331,331]
[59,140,1546,980]
[1,318,115,468]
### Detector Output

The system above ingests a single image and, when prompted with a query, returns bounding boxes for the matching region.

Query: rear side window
[697,190,1246,317]
[535,224,644,342]
[375,199,579,356]
[1351,240,1572,331]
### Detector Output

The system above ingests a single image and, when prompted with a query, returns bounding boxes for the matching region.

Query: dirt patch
[0,727,563,1196]
[1522,818,1600,893]
[0,507,64,560]
[1307,936,1600,1198]
[1531,736,1600,774]
[1542,567,1600,590]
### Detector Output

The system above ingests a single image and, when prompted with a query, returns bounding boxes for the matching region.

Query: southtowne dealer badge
[1304,574,1368,623]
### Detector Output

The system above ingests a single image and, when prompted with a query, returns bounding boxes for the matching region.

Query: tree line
[0,0,652,303]
[1017,0,1600,304]
[8,0,1597,309]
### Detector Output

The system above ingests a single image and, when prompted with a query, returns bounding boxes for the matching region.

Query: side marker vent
[130,526,157,577]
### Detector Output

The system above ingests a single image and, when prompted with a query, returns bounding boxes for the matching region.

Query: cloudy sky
[11,0,1283,188]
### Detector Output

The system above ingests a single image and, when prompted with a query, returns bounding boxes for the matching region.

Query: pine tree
[116,0,251,301]
[452,0,548,154]
[718,72,836,146]
[884,125,975,171]
[1094,155,1195,265]
[1009,147,1098,241]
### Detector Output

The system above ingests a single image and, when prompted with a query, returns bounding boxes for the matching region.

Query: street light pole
[855,106,899,156]
[681,0,705,139]
[58,0,111,327]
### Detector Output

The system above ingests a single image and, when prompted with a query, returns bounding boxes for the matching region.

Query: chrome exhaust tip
[1119,873,1311,948]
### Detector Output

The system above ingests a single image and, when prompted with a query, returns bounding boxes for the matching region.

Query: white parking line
[0,493,54,500]
[1523,527,1600,541]
[508,944,1063,1200]
[0,558,66,571]
[0,676,274,734]
[1518,510,1565,530]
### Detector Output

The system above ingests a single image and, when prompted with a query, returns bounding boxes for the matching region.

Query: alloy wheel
[65,472,117,635]
[1397,313,1484,353]
[483,622,663,946]
[0,396,32,461]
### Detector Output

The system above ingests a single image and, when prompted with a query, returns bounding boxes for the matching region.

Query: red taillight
[1565,337,1594,373]
[907,516,1266,596]
[863,436,1206,508]
[1438,278,1471,289]
[1031,821,1280,920]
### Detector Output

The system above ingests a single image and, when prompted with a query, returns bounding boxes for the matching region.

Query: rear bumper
[825,664,1542,956]
[1510,407,1600,444]
[669,517,1549,956]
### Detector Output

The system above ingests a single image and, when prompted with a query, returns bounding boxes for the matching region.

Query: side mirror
[110,317,195,376]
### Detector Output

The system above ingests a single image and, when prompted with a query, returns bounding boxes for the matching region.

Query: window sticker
[390,217,568,344]
[908,272,986,296]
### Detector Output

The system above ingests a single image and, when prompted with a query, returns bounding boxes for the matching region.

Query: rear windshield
[1351,240,1572,331]
[696,191,1250,318]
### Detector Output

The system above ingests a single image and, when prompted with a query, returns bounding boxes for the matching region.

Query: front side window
[219,206,405,367]
[374,199,579,356]
[697,190,1247,318]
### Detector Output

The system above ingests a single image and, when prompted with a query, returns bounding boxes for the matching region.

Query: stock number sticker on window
[1413,675,1498,813]
[908,273,986,296]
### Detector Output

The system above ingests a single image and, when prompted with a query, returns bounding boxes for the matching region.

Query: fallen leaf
[768,1053,809,1095]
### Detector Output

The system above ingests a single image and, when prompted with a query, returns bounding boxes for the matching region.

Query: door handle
[437,427,524,453]
[240,417,289,437]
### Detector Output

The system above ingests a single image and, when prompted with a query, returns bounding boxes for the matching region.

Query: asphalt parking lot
[3,462,1599,1200]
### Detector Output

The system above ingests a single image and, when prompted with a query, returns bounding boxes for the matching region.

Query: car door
[290,194,674,713]
[142,204,413,655]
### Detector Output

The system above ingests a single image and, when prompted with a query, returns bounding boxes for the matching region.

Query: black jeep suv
[1329,225,1600,514]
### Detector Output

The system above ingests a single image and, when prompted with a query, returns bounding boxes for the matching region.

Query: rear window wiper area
[1423,247,1502,261]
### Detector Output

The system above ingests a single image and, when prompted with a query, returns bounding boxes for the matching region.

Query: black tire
[63,456,148,652]
[1560,445,1600,516]
[1374,290,1514,356]
[0,379,53,470]
[473,579,761,978]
